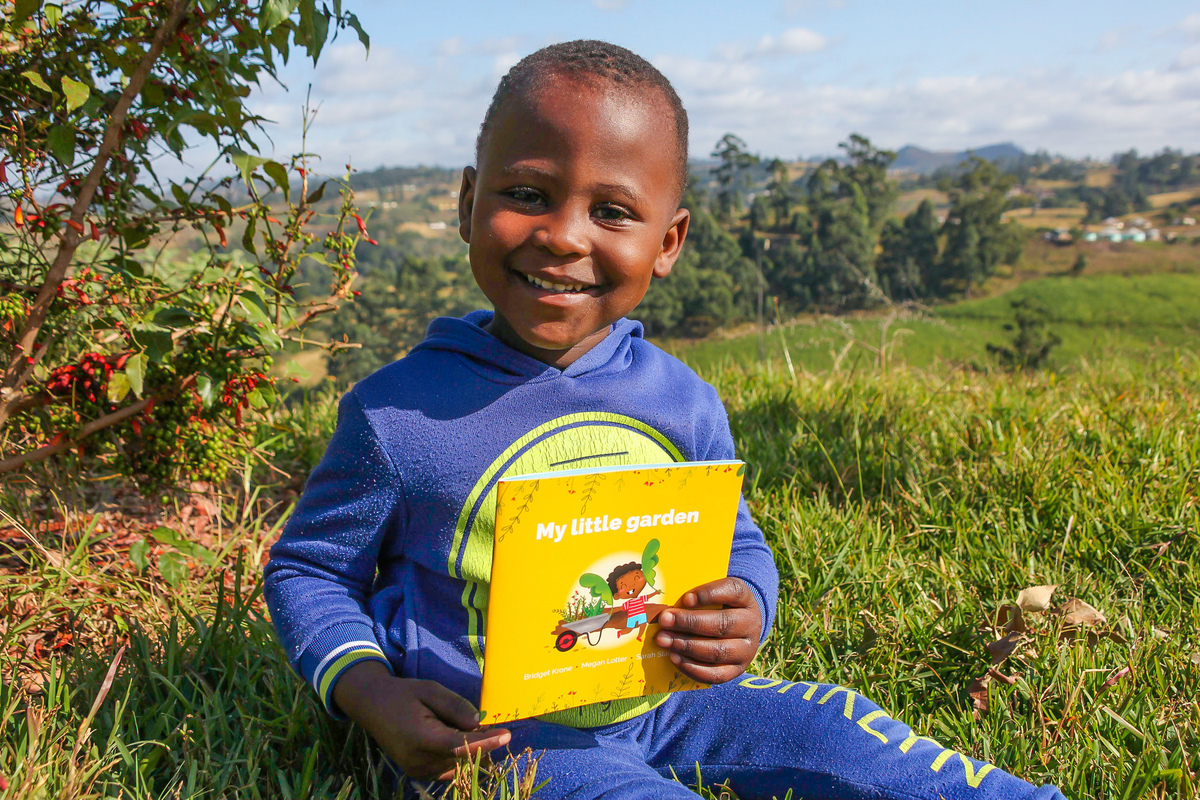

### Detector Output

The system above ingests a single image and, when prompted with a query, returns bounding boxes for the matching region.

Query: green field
[670,272,1200,375]
[4,266,1200,799]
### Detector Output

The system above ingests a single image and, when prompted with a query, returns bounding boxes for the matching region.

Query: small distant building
[1102,217,1124,229]
[1084,231,1099,242]
[428,221,447,230]
[1147,228,1162,241]
[1123,230,1146,243]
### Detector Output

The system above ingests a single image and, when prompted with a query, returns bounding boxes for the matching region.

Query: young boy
[264,40,1068,800]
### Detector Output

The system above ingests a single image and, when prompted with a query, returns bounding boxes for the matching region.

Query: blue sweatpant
[409,676,1069,799]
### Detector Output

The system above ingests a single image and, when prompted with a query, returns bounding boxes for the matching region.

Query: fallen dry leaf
[996,604,1027,634]
[967,673,991,716]
[1017,584,1058,613]
[1058,598,1106,627]
[1190,653,1200,666]
[987,630,1023,665]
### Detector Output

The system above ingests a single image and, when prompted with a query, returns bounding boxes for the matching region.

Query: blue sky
[236,0,1200,173]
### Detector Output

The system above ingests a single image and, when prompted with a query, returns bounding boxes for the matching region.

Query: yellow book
[480,460,746,724]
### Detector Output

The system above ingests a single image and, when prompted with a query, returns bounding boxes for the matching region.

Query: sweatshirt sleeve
[700,386,779,643]
[263,391,401,715]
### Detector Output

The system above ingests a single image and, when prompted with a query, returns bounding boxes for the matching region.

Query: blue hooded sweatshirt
[263,311,778,727]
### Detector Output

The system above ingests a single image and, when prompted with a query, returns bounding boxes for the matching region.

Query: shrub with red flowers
[0,0,371,489]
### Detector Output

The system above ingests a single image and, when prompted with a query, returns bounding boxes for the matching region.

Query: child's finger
[417,679,486,731]
[423,724,512,757]
[450,727,513,759]
[669,654,745,685]
[655,631,754,665]
[683,576,758,610]
[657,605,758,639]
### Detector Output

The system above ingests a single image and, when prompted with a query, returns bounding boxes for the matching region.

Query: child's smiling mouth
[515,270,599,295]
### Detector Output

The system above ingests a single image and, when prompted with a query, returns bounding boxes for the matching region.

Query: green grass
[671,271,1200,374]
[3,334,1199,798]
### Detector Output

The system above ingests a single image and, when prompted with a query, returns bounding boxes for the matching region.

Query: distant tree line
[317,134,1030,381]
[640,133,1025,335]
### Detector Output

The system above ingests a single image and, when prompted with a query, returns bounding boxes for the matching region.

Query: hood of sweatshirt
[410,310,645,384]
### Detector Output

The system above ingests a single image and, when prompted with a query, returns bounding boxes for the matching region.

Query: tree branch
[0,374,195,475]
[1,0,194,425]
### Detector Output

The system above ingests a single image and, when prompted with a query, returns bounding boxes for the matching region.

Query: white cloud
[1182,13,1200,39]
[1095,29,1122,53]
[198,29,1199,181]
[714,27,827,61]
[663,51,1200,160]
[1174,44,1200,71]
[755,28,828,56]
[591,0,629,10]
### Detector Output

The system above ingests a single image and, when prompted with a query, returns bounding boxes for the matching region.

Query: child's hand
[333,661,511,781]
[654,577,761,684]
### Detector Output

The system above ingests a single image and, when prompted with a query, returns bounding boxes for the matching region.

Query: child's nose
[532,204,591,258]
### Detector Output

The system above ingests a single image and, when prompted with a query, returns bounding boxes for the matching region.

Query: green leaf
[344,12,369,52]
[132,327,174,363]
[305,180,326,205]
[242,214,257,255]
[236,291,271,326]
[229,148,268,184]
[61,76,89,111]
[152,527,217,566]
[12,0,40,29]
[246,388,267,409]
[129,539,149,574]
[152,307,194,328]
[170,183,190,206]
[150,526,184,548]
[107,372,131,404]
[43,1,60,26]
[260,0,299,31]
[579,573,613,606]
[284,359,311,379]
[308,6,329,62]
[125,353,146,398]
[22,70,51,93]
[157,550,189,590]
[641,538,660,588]
[196,374,215,407]
[263,161,290,202]
[47,125,73,165]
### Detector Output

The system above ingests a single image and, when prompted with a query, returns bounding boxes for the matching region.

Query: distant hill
[893,143,1025,174]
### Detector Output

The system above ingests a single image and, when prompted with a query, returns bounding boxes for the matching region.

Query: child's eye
[593,204,633,223]
[503,187,544,205]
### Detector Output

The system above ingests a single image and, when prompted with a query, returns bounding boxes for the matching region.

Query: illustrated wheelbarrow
[552,605,668,652]
[553,611,613,651]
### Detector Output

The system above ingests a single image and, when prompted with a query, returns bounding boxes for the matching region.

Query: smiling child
[264,40,1068,799]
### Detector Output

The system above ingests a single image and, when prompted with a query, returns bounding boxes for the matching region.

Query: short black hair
[606,561,643,595]
[475,40,689,202]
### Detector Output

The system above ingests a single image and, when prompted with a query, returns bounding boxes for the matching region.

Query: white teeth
[524,274,587,293]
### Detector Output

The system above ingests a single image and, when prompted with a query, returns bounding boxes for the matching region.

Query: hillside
[893,143,1025,174]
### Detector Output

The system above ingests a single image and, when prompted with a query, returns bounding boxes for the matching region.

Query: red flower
[354,213,367,234]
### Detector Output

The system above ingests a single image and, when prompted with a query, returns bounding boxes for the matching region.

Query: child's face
[614,570,646,599]
[459,73,690,367]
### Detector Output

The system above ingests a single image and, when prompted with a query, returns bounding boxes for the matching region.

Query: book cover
[479,461,746,723]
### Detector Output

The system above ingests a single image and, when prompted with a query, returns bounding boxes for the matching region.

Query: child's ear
[458,166,477,243]
[653,207,690,279]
